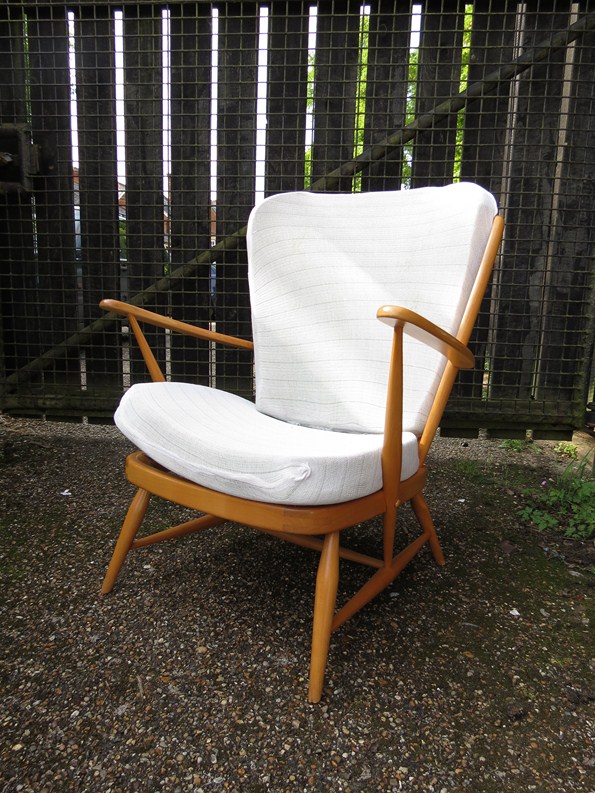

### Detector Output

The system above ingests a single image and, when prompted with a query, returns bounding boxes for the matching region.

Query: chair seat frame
[100,214,504,702]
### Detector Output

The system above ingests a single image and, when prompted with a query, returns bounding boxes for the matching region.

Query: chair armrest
[100,299,254,351]
[377,305,474,369]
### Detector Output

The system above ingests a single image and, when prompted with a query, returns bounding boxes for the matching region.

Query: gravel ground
[0,415,593,793]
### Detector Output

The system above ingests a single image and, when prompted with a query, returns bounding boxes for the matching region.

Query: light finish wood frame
[100,214,504,703]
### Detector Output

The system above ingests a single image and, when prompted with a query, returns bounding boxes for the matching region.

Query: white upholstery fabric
[115,382,420,506]
[114,184,497,506]
[247,183,497,435]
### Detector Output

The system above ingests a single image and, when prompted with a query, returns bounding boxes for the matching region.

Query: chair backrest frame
[417,213,504,462]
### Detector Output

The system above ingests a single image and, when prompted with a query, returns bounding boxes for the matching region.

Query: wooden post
[27,6,79,391]
[451,0,518,405]
[169,3,213,384]
[74,7,122,393]
[310,0,361,192]
[360,0,412,192]
[265,0,310,195]
[215,2,258,396]
[536,9,595,412]
[411,0,466,187]
[123,4,167,382]
[0,7,36,381]
[490,2,573,402]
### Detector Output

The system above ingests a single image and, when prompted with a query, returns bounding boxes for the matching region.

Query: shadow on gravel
[1,417,593,793]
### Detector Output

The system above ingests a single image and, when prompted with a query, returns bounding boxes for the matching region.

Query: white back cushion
[247,183,497,435]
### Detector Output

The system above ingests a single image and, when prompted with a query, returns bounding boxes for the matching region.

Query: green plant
[518,454,595,540]
[553,441,578,460]
[500,438,527,452]
[452,459,480,478]
[518,504,560,532]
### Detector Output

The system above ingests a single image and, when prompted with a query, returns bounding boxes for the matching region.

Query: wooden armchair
[100,183,504,702]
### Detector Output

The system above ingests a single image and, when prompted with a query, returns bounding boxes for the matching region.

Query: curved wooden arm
[100,299,254,351]
[376,305,474,369]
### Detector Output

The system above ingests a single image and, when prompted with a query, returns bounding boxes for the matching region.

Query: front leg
[308,531,340,703]
[101,488,150,594]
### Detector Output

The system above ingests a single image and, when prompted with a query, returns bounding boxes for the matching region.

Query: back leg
[411,492,445,566]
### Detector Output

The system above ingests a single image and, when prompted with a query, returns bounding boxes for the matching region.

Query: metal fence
[1,0,594,437]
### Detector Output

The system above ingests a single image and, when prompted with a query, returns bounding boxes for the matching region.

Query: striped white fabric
[115,382,419,505]
[115,184,497,506]
[247,183,497,435]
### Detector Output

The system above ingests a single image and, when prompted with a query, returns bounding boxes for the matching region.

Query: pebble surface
[1,416,593,792]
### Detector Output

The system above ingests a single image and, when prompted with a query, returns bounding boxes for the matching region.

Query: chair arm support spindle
[128,315,166,383]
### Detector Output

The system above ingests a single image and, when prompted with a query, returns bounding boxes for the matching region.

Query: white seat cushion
[115,381,419,506]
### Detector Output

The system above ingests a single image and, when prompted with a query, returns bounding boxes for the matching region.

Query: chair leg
[101,488,151,594]
[308,531,340,703]
[411,492,445,566]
